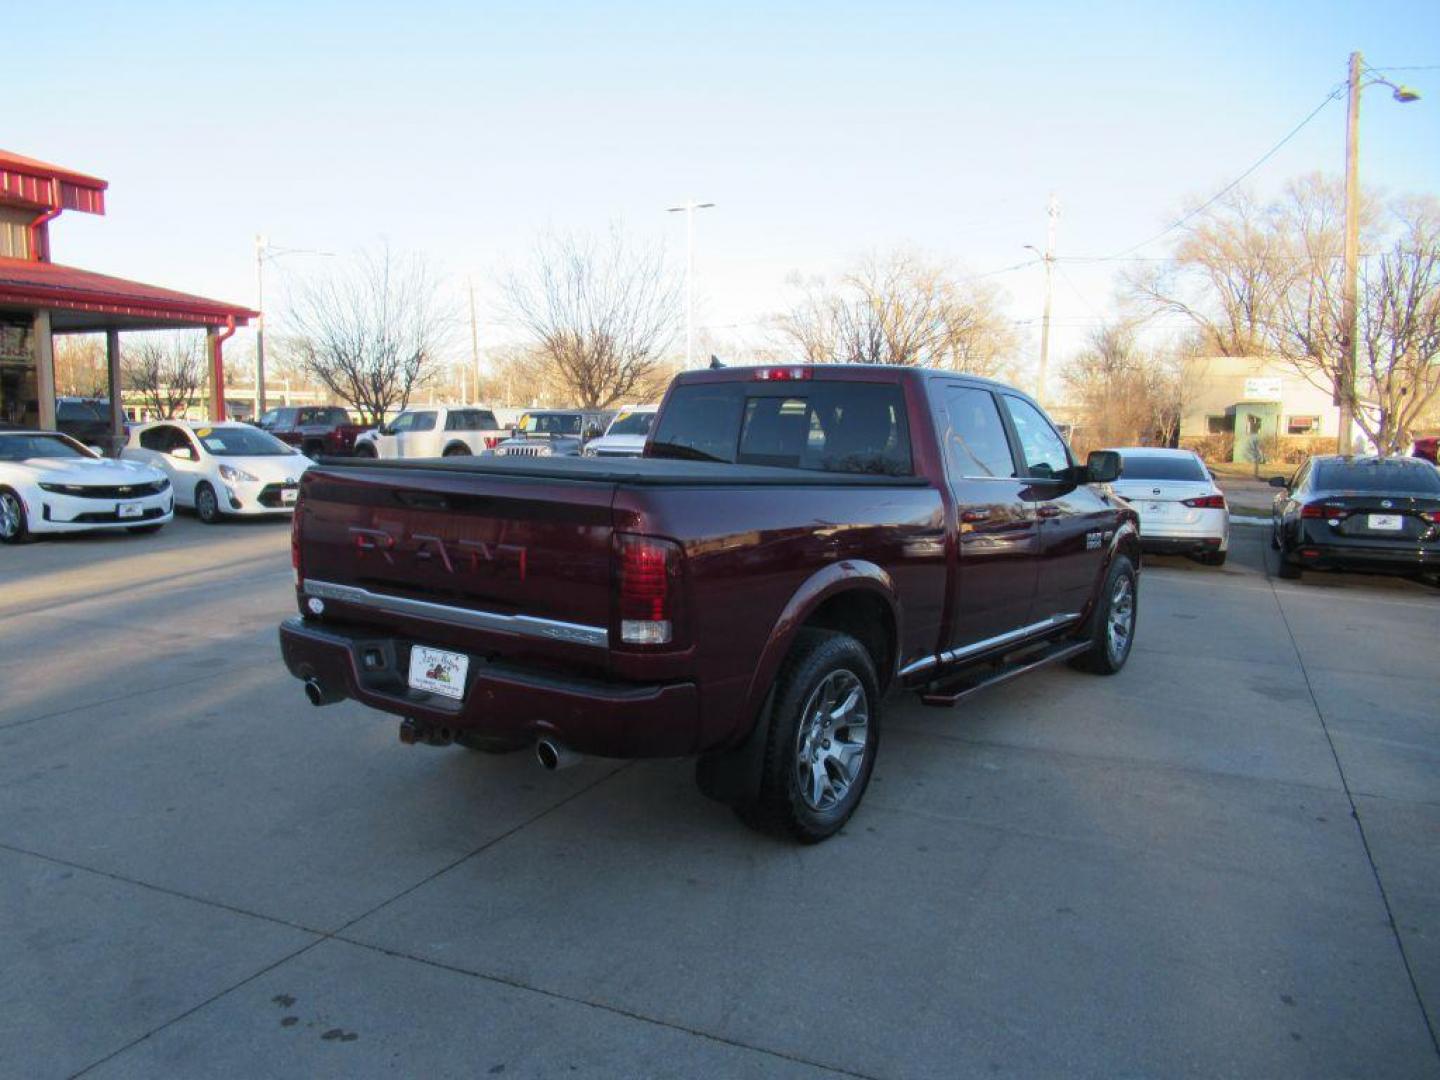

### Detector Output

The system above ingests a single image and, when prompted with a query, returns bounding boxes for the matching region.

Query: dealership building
[0,149,254,447]
[1177,355,1342,461]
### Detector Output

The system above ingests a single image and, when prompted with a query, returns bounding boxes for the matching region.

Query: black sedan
[1270,455,1440,582]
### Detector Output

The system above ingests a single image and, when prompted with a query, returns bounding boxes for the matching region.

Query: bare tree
[1062,322,1186,452]
[285,247,451,424]
[771,250,1018,375]
[1129,176,1440,452]
[53,335,110,398]
[501,227,681,409]
[123,334,206,419]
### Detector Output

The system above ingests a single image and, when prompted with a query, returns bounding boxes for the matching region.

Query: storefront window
[0,318,38,427]
[1286,415,1318,435]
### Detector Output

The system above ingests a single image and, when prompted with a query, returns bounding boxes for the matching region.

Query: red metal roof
[0,149,107,215]
[0,257,255,327]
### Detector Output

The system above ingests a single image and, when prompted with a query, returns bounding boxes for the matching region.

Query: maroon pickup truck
[280,365,1140,841]
[257,406,369,458]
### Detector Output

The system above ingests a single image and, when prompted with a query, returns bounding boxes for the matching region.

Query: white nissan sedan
[1108,447,1230,566]
[123,421,311,524]
[0,429,173,543]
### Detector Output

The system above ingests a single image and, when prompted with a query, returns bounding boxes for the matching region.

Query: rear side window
[1315,461,1440,495]
[1003,396,1071,480]
[939,386,1016,479]
[139,425,179,452]
[651,381,912,475]
[1118,455,1208,482]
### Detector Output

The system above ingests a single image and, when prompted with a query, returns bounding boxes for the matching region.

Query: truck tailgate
[296,463,616,667]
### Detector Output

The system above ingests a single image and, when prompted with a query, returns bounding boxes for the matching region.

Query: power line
[1100,84,1347,261]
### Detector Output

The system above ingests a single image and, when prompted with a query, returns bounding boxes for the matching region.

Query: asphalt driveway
[2,518,1436,1079]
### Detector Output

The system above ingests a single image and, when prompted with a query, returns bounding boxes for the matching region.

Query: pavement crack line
[330,936,881,1080]
[1264,568,1440,1061]
[64,760,635,1078]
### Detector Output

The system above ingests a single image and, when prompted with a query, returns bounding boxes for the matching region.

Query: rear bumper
[1290,542,1438,573]
[1141,535,1225,555]
[278,617,700,758]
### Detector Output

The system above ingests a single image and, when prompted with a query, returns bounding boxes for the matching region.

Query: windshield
[518,413,582,436]
[0,433,96,461]
[1117,455,1208,482]
[1315,460,1440,495]
[606,411,655,437]
[194,426,298,457]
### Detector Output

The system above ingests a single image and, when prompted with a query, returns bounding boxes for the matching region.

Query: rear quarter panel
[614,483,947,749]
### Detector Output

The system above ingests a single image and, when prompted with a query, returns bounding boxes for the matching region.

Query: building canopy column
[106,329,123,454]
[34,309,55,431]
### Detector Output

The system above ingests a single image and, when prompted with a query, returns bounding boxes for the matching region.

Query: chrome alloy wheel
[794,669,869,812]
[0,491,22,538]
[1106,574,1135,664]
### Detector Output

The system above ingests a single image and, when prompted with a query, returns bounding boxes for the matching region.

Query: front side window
[391,411,436,433]
[1003,396,1071,480]
[939,386,1016,479]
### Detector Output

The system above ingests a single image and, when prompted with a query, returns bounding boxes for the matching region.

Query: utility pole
[1025,194,1059,405]
[1336,52,1420,454]
[667,199,715,368]
[1338,51,1362,456]
[468,277,480,403]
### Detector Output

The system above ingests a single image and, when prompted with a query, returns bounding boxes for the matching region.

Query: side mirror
[1268,475,1289,489]
[1085,450,1122,484]
[170,446,195,461]
[87,444,107,457]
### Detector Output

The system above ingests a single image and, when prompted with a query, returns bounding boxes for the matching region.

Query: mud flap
[694,685,776,806]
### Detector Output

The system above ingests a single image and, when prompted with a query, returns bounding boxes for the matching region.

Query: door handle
[960,509,990,523]
[1037,505,1062,518]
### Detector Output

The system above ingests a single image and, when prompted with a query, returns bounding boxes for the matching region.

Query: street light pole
[667,199,715,368]
[1338,52,1362,456]
[1024,194,1059,406]
[1337,52,1421,455]
[254,237,334,417]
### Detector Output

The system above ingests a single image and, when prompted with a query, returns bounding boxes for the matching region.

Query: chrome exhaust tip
[535,738,581,771]
[303,678,327,707]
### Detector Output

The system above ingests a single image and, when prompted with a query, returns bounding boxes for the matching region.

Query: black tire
[454,732,526,754]
[1274,525,1302,579]
[302,440,324,459]
[0,487,32,544]
[353,442,378,458]
[126,523,165,535]
[1270,522,1281,550]
[1068,554,1138,675]
[194,482,222,524]
[1196,550,1227,567]
[443,442,472,457]
[733,629,881,844]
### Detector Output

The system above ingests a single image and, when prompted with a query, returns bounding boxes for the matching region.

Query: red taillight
[753,366,812,381]
[1182,494,1226,509]
[290,502,304,587]
[1422,510,1440,525]
[615,533,680,645]
[1300,502,1348,519]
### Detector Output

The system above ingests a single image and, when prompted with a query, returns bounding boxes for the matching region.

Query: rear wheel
[443,442,472,457]
[194,482,222,524]
[0,487,32,544]
[1069,554,1137,675]
[1274,526,1302,579]
[352,442,377,458]
[733,629,880,843]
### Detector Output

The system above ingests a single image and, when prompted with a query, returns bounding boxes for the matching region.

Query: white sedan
[123,421,311,524]
[1108,446,1230,566]
[0,429,173,543]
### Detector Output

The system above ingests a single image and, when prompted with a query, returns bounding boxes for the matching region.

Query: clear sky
[8,0,1439,386]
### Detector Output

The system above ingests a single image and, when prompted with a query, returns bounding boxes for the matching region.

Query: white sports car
[0,429,173,543]
[122,420,311,523]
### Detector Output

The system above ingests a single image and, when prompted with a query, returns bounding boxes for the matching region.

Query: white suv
[353,406,505,459]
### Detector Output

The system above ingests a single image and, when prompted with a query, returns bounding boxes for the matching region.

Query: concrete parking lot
[2,517,1437,1079]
